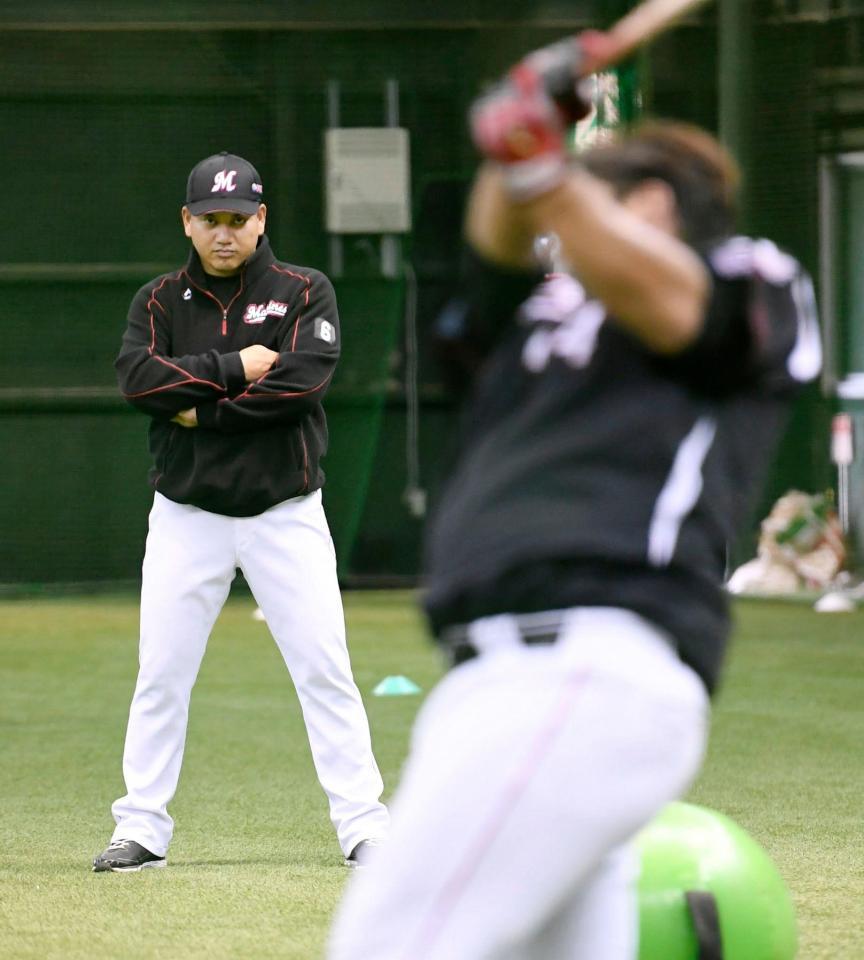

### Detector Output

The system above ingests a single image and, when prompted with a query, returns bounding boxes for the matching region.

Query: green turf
[0,591,861,958]
[689,600,864,959]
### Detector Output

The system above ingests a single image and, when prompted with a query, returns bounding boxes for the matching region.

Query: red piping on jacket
[146,275,176,353]
[228,369,334,405]
[299,423,309,492]
[269,264,311,352]
[125,272,228,399]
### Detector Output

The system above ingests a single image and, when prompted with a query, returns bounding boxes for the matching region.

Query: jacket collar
[183,234,276,289]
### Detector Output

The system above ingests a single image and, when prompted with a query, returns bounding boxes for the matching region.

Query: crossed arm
[117,272,339,432]
[171,344,278,428]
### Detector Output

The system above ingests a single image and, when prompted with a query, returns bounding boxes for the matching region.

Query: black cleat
[345,838,383,868]
[92,839,166,873]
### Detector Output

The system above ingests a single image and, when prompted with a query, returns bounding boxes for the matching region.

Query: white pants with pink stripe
[110,489,388,858]
[327,607,708,960]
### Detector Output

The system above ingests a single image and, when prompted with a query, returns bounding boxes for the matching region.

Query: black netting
[0,8,853,584]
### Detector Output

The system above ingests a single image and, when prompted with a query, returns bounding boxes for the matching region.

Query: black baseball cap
[185,151,264,216]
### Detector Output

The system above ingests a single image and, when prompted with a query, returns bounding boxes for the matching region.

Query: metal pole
[832,413,854,535]
[718,0,754,232]
[326,79,344,278]
[381,78,400,279]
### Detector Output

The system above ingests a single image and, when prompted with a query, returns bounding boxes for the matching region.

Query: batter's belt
[438,607,679,670]
[438,612,564,668]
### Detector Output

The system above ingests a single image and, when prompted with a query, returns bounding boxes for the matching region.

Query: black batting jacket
[115,235,340,517]
[425,238,822,692]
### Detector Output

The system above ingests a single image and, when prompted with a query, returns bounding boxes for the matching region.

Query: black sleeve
[196,270,339,433]
[434,247,544,389]
[115,278,246,418]
[657,236,822,397]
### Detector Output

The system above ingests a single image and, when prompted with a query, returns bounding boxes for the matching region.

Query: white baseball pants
[110,490,388,858]
[328,607,708,960]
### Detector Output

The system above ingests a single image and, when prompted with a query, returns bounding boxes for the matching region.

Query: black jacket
[425,238,822,692]
[116,236,340,516]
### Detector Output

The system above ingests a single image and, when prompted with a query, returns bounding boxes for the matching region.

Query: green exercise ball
[636,802,797,960]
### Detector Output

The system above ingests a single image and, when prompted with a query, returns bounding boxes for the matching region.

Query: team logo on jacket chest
[243,300,289,324]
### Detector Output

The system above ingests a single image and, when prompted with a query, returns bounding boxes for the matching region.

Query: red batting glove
[470,77,568,199]
[470,86,559,164]
[470,33,598,200]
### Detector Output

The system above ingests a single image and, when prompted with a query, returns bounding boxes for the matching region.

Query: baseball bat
[580,0,714,74]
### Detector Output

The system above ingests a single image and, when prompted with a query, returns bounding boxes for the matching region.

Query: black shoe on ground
[345,838,383,868]
[92,839,166,873]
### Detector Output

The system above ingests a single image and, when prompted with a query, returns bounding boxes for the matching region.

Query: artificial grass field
[0,590,861,959]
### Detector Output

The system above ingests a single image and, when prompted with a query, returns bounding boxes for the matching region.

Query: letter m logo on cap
[211,170,237,193]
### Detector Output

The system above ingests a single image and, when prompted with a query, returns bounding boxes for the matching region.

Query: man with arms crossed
[93,152,388,873]
[328,37,820,959]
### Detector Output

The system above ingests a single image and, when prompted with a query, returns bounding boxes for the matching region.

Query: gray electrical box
[324,127,411,234]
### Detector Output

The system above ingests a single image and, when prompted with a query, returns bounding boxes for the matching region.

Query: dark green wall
[0,2,600,26]
[1,16,601,585]
[0,6,851,584]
